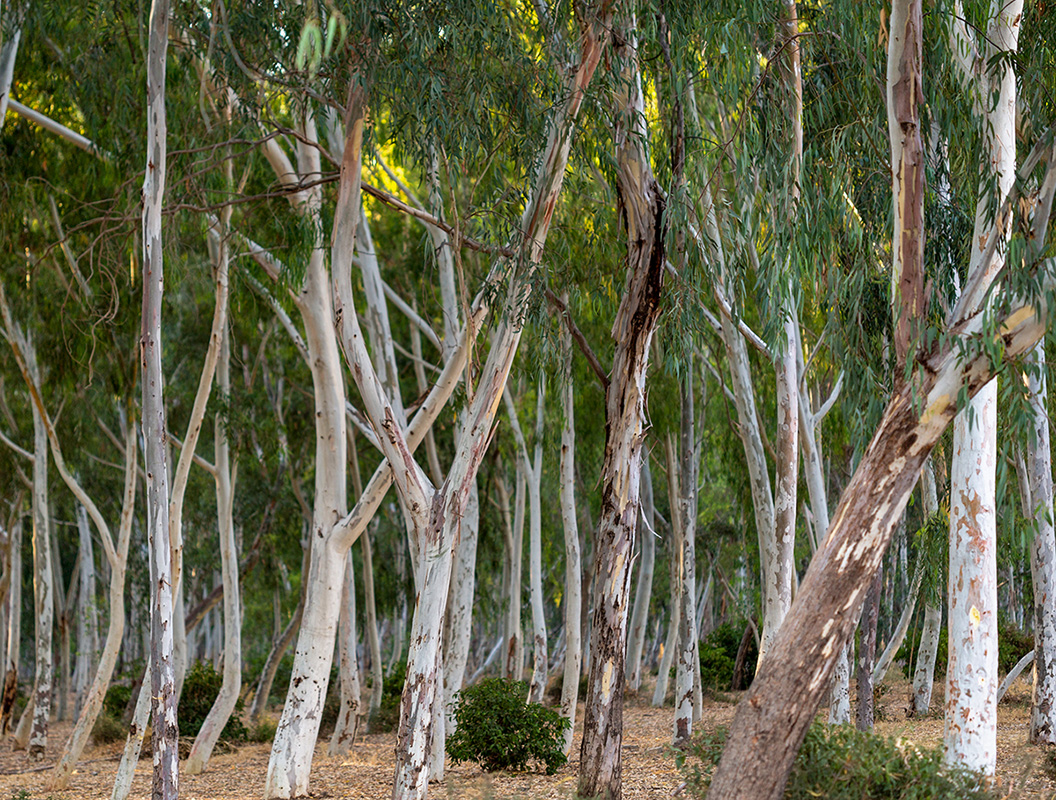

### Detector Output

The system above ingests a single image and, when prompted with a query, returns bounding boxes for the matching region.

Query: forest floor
[1,671,1055,799]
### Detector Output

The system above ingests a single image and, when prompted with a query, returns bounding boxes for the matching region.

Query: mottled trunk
[578,17,665,798]
[73,504,100,719]
[527,379,547,703]
[558,312,581,754]
[504,463,525,681]
[912,458,942,715]
[142,0,177,789]
[362,530,384,722]
[674,372,698,745]
[29,357,53,760]
[442,480,478,727]
[856,570,881,731]
[1,516,20,735]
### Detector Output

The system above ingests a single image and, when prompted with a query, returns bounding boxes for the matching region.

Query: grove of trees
[0,0,1055,799]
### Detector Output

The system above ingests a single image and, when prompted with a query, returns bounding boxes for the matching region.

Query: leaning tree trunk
[142,0,177,789]
[578,16,665,799]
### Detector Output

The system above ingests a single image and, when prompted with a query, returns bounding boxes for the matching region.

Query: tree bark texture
[142,0,177,790]
[29,361,53,760]
[856,570,882,731]
[674,372,698,745]
[626,458,655,693]
[578,16,665,799]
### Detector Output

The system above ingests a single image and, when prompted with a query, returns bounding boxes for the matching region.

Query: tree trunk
[187,312,242,774]
[856,570,882,731]
[29,347,53,760]
[674,371,698,746]
[73,504,100,719]
[558,296,582,756]
[250,590,304,725]
[504,463,525,681]
[328,551,362,756]
[652,551,680,708]
[626,458,655,692]
[1,515,21,736]
[527,378,547,703]
[361,529,384,723]
[142,0,177,787]
[578,17,665,799]
[874,561,922,685]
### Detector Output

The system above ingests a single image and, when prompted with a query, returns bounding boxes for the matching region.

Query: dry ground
[1,673,1055,799]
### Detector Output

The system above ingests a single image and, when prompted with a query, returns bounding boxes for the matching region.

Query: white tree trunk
[652,548,680,708]
[0,1,26,130]
[328,551,362,756]
[674,372,699,745]
[442,480,478,724]
[1025,299,1056,738]
[28,346,53,760]
[362,529,384,722]
[73,504,100,719]
[913,458,942,715]
[527,378,547,703]
[558,297,582,756]
[626,458,655,692]
[504,462,525,681]
[186,312,242,774]
[943,0,1021,774]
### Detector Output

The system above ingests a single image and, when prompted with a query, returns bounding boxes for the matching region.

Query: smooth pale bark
[142,0,177,790]
[0,1,26,130]
[503,464,525,681]
[913,458,942,715]
[674,371,699,745]
[111,654,152,800]
[442,481,478,724]
[73,504,100,719]
[362,529,384,722]
[578,16,665,799]
[558,295,582,756]
[626,458,655,692]
[1,516,20,735]
[186,315,241,774]
[28,364,53,759]
[943,0,1021,774]
[328,551,362,755]
[999,650,1035,702]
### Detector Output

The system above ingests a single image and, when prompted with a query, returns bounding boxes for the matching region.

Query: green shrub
[178,661,248,742]
[699,621,756,691]
[248,717,278,743]
[998,623,1033,675]
[368,661,406,733]
[446,677,570,774]
[91,713,127,745]
[679,723,998,799]
[103,684,133,721]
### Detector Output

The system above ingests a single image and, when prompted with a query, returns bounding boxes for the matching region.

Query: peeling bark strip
[141,0,177,795]
[578,14,665,799]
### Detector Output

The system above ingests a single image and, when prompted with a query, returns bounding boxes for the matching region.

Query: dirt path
[0,678,1054,799]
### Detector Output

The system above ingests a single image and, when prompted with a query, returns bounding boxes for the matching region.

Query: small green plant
[679,723,998,799]
[103,683,133,721]
[178,661,248,742]
[91,712,127,744]
[446,677,570,774]
[248,717,278,743]
[9,789,31,800]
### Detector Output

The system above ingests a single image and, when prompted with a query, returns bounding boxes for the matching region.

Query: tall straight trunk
[504,464,526,681]
[28,348,53,760]
[1,515,20,735]
[187,313,241,774]
[527,378,547,703]
[362,529,384,721]
[652,536,680,708]
[52,524,71,723]
[674,370,698,745]
[1026,344,1056,742]
[912,458,942,714]
[328,551,362,755]
[578,16,665,799]
[558,302,581,755]
[626,457,655,692]
[0,1,26,129]
[442,479,478,723]
[142,0,177,790]
[856,570,882,731]
[943,0,1021,774]
[73,504,100,719]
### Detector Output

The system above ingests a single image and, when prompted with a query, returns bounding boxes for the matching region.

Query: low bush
[446,677,569,774]
[178,661,248,742]
[998,623,1034,675]
[91,712,127,745]
[679,723,998,799]
[103,684,134,721]
[248,717,278,743]
[698,621,756,691]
